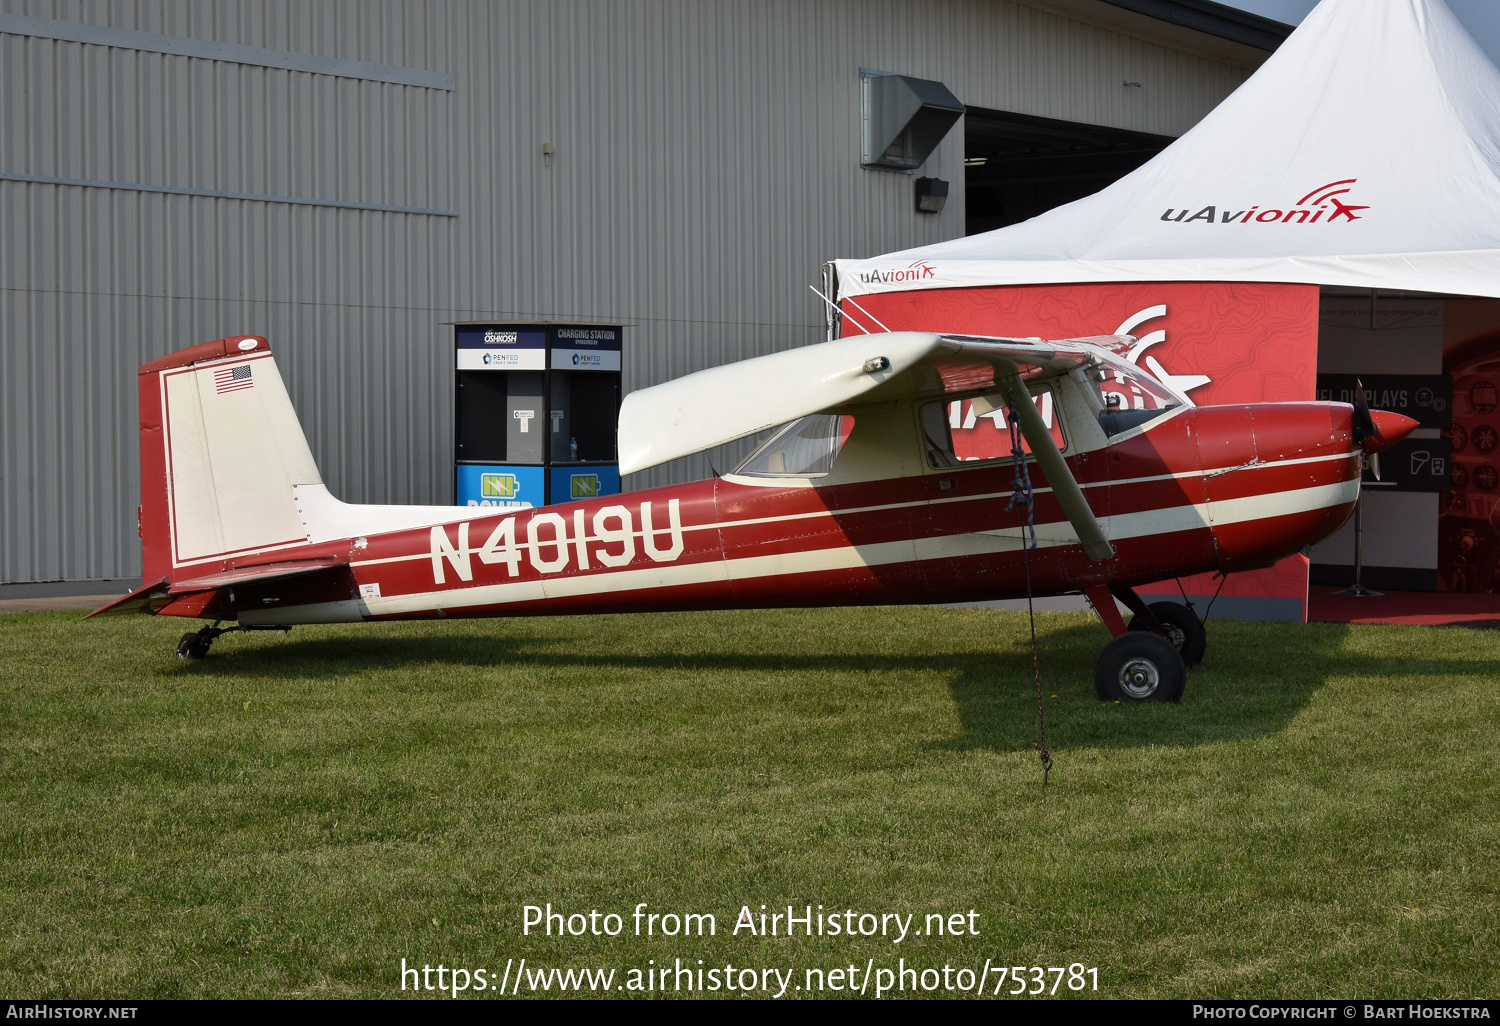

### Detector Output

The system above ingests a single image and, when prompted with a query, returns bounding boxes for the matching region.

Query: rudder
[138,335,322,584]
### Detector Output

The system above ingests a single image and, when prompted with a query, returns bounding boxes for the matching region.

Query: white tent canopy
[834,0,1500,301]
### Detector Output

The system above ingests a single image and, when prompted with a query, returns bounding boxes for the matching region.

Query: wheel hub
[1118,657,1160,698]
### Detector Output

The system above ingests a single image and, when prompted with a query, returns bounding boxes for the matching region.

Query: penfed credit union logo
[481,473,519,499]
[1160,179,1370,225]
[858,259,938,285]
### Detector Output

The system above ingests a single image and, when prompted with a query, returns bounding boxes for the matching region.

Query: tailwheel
[175,622,291,659]
[1127,600,1206,667]
[177,630,214,660]
[1095,632,1186,703]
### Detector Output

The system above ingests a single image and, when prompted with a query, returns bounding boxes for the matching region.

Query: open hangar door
[1311,293,1500,594]
[963,107,1173,236]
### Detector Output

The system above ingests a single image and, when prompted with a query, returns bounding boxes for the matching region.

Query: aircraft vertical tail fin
[136,336,322,586]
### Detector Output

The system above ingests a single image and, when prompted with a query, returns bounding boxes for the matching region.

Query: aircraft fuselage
[213,401,1362,626]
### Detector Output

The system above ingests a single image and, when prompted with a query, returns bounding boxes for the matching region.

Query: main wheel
[1095,632,1186,703]
[1127,600,1206,667]
[176,632,211,660]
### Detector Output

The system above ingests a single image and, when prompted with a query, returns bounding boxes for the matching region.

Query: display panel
[455,464,544,508]
[1439,300,1500,591]
[551,326,622,371]
[456,327,546,370]
[455,324,624,506]
[1316,374,1452,432]
[548,465,622,503]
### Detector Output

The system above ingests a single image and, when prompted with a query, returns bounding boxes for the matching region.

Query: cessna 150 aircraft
[91,330,1414,702]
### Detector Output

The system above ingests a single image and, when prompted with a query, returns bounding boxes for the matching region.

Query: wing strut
[994,363,1115,562]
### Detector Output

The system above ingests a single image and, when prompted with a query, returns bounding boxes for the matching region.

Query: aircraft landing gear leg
[1113,585,1207,668]
[176,622,291,659]
[1084,585,1129,637]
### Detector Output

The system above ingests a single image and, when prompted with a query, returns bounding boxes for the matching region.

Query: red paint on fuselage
[216,402,1386,625]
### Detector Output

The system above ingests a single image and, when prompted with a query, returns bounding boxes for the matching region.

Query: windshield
[734,415,854,477]
[1093,350,1189,411]
[1088,351,1188,436]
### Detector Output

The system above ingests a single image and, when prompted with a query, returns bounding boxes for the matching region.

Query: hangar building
[0,0,1285,594]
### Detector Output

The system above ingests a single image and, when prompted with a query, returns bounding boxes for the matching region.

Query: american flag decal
[214,364,254,394]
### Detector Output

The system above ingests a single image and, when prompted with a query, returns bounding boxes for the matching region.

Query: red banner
[842,281,1320,619]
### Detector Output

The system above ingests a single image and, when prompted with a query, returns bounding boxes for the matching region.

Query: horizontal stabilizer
[169,557,348,594]
[84,558,349,618]
[84,579,171,618]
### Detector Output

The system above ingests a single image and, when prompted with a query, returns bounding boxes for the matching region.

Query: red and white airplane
[92,330,1414,702]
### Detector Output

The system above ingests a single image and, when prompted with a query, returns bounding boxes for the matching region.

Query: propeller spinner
[1350,378,1420,480]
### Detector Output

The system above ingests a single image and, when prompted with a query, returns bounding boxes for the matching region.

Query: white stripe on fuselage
[347,448,1358,570]
[240,476,1358,624]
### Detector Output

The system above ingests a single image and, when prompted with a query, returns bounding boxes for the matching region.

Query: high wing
[618,330,1135,560]
[617,331,1132,475]
[618,332,943,475]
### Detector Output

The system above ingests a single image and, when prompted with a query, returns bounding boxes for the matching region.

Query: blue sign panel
[456,464,545,508]
[456,327,547,371]
[550,465,621,503]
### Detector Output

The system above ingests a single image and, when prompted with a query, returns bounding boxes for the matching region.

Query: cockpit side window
[920,402,961,468]
[734,414,854,477]
[921,385,1066,468]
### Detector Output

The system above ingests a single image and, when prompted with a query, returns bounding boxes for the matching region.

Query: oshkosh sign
[1160,179,1369,226]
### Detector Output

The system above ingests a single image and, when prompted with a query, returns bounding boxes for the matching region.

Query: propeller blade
[1351,378,1379,448]
[1371,451,1381,482]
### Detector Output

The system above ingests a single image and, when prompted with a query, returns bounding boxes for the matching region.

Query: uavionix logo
[1160,179,1370,225]
[857,259,938,285]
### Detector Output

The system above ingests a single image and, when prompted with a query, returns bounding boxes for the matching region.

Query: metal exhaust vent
[861,70,965,172]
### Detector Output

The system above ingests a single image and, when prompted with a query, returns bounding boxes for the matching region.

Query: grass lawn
[0,605,1496,999]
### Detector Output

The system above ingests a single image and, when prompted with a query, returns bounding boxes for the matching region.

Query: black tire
[176,633,210,660]
[1128,600,1206,668]
[1095,632,1186,703]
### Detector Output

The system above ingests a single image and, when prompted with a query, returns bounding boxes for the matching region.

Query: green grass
[0,606,1496,999]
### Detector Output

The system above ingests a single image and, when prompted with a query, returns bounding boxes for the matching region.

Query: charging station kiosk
[454,324,623,508]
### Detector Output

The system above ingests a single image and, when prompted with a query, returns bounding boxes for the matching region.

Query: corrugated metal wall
[0,0,1252,584]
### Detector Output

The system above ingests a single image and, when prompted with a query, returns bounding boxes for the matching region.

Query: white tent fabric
[834,0,1500,300]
